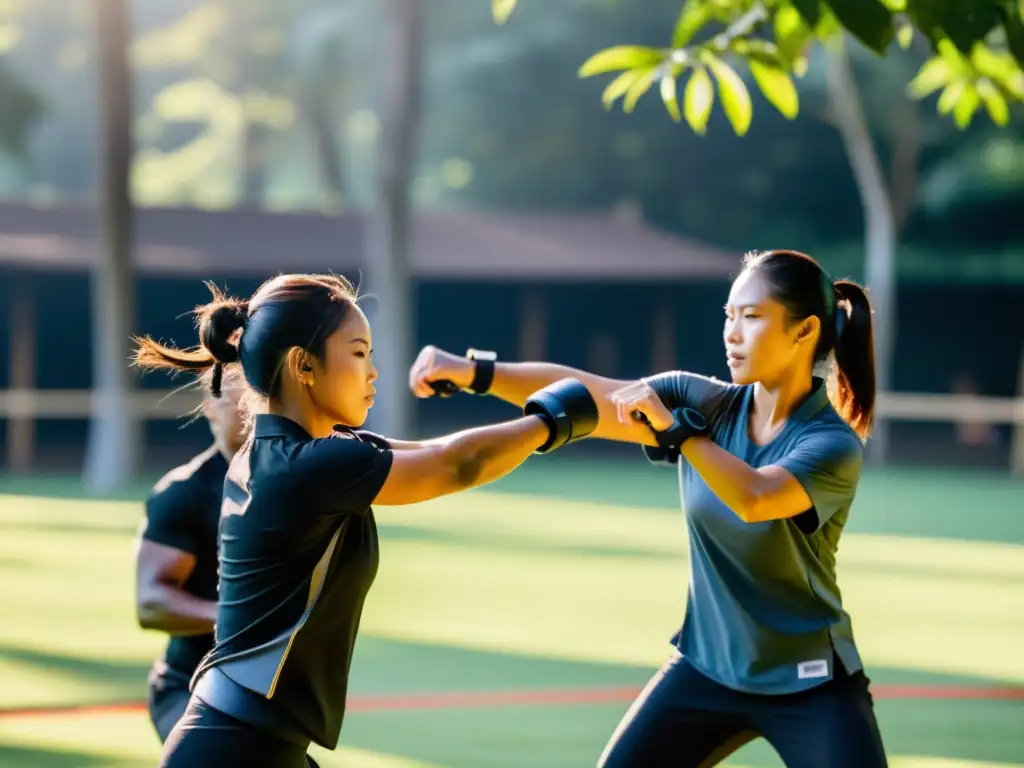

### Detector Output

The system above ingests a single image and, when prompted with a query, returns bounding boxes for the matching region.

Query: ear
[794,315,819,346]
[285,347,315,386]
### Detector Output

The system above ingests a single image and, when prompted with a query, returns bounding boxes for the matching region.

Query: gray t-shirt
[646,371,865,694]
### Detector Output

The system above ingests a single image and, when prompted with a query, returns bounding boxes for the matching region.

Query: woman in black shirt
[134,273,597,767]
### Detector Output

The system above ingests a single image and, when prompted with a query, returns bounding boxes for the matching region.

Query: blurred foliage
[0,57,44,161]
[0,0,1019,281]
[497,0,1024,134]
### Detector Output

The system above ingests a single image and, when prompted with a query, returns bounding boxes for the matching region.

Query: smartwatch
[429,348,497,397]
[465,348,497,395]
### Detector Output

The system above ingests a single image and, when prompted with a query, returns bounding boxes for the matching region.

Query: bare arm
[135,539,217,635]
[408,347,653,446]
[372,416,549,506]
[680,439,813,523]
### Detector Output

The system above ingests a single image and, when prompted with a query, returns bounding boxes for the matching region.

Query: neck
[215,440,236,461]
[268,397,336,439]
[752,362,815,426]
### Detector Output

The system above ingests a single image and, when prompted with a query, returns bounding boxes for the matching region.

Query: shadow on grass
[0,744,140,768]
[0,642,151,712]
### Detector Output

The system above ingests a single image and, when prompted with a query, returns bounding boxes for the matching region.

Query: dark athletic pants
[147,662,192,744]
[160,696,321,768]
[598,651,888,768]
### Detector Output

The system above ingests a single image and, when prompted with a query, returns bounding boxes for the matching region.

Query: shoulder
[782,412,864,481]
[147,446,219,508]
[281,428,392,482]
[645,370,746,425]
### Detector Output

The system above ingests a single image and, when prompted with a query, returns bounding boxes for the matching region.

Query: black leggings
[160,696,319,768]
[147,663,192,744]
[598,652,888,768]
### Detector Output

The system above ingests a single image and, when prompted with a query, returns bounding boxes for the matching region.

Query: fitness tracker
[465,348,496,395]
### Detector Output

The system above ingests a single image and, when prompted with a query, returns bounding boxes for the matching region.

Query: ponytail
[133,282,249,398]
[831,280,876,440]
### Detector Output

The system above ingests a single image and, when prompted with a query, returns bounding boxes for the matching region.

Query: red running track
[1,683,1022,721]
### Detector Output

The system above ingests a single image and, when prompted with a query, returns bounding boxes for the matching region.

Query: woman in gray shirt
[411,249,887,767]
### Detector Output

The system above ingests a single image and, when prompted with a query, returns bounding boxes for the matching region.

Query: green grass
[0,461,1022,767]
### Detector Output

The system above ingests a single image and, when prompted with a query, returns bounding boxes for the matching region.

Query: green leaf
[907,56,954,98]
[578,46,666,78]
[826,0,895,54]
[491,0,516,25]
[601,69,647,110]
[704,52,752,136]
[952,83,981,128]
[748,59,799,118]
[789,0,821,28]
[976,78,1010,125]
[896,21,914,49]
[683,66,714,134]
[660,72,682,122]
[672,0,712,48]
[622,67,659,113]
[969,45,1024,99]
[733,38,785,67]
[815,8,844,40]
[775,5,812,62]
[1004,5,1024,67]
[937,81,965,114]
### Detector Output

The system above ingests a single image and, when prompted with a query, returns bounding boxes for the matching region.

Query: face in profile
[308,305,378,428]
[204,380,247,457]
[723,269,816,387]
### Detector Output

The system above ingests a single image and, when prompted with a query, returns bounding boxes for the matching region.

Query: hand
[609,380,674,433]
[408,345,475,398]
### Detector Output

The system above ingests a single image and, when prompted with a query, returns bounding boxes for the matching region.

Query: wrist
[651,407,709,452]
[463,348,496,394]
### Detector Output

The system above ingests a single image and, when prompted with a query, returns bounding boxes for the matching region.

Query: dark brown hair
[134,274,358,401]
[742,250,876,439]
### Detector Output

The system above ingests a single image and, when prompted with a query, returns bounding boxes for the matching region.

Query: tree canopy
[493,0,1024,134]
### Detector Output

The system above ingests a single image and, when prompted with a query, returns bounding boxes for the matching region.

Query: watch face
[466,348,497,361]
[681,408,708,432]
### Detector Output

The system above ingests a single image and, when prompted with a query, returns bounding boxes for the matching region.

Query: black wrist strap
[652,407,708,452]
[466,349,496,394]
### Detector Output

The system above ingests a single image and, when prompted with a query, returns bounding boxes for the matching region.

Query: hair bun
[200,301,248,364]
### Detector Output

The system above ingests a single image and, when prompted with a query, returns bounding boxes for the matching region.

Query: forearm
[138,584,217,635]
[488,362,623,408]
[427,415,549,491]
[681,438,768,522]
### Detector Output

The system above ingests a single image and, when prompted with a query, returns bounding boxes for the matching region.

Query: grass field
[0,456,1022,767]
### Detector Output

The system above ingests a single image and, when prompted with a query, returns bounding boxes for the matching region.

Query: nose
[368,362,379,383]
[724,318,742,346]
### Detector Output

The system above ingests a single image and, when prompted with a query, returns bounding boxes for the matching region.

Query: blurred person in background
[134,365,246,743]
[133,273,599,768]
[410,249,888,768]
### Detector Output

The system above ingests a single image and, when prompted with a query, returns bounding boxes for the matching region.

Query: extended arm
[372,416,548,506]
[408,347,653,445]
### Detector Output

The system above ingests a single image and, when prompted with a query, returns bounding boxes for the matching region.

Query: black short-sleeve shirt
[192,414,394,749]
[140,445,227,677]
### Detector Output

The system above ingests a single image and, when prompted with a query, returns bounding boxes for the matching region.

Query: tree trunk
[240,121,270,208]
[826,38,897,463]
[363,0,423,439]
[302,89,347,207]
[85,0,138,493]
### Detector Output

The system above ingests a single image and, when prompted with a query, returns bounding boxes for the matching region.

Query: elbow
[136,596,164,630]
[734,487,769,524]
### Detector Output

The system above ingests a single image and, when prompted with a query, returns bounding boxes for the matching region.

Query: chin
[728,367,757,385]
